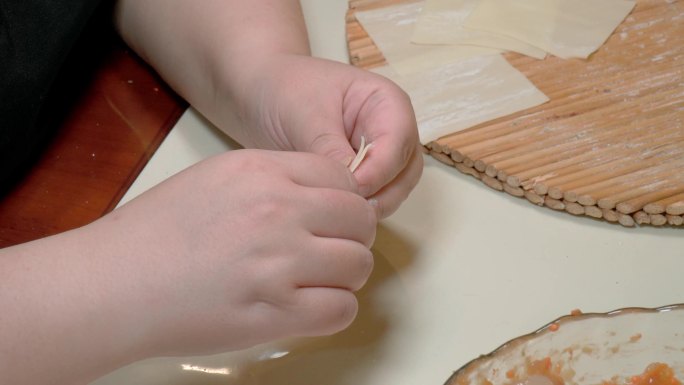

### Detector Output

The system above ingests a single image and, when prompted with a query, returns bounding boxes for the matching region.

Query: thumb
[307,131,358,168]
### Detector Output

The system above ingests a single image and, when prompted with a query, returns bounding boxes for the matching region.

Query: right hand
[88,149,377,357]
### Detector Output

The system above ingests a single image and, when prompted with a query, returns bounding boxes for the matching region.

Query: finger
[305,130,358,170]
[367,142,424,219]
[286,287,359,337]
[283,91,358,168]
[289,238,374,292]
[297,187,377,246]
[261,150,359,193]
[348,82,420,198]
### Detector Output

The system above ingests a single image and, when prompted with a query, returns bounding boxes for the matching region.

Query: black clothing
[0,0,106,193]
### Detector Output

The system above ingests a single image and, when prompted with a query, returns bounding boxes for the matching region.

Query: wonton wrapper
[355,2,500,75]
[411,0,546,60]
[463,0,637,59]
[372,55,549,144]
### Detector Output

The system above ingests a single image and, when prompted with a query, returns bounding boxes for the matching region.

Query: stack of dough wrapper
[355,0,636,144]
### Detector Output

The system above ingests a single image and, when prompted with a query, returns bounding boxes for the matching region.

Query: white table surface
[95,1,684,384]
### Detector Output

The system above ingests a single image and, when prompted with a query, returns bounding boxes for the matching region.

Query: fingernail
[367,198,378,207]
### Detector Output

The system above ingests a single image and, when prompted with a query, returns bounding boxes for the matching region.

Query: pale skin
[0,1,423,384]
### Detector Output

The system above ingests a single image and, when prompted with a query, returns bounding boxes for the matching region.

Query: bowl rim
[443,303,684,385]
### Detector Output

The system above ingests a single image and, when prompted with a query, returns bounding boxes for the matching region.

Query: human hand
[115,0,421,218]
[88,150,377,357]
[221,55,423,219]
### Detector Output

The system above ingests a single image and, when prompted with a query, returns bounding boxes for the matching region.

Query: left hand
[223,54,423,218]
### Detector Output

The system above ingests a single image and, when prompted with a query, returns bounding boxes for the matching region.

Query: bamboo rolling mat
[346,0,684,228]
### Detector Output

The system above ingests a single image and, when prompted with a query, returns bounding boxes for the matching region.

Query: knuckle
[215,150,278,181]
[309,132,341,155]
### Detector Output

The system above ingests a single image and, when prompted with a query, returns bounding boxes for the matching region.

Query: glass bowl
[446,304,684,385]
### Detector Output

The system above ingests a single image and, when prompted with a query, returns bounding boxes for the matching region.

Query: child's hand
[90,150,377,356]
[224,55,423,219]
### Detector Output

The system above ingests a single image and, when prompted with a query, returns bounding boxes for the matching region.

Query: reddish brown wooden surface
[0,39,186,248]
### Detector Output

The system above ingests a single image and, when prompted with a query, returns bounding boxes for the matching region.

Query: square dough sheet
[372,55,549,144]
[355,1,500,75]
[411,0,547,59]
[463,0,637,59]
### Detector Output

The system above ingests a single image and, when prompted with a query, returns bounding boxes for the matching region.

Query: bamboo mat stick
[634,211,651,225]
[542,140,684,200]
[455,97,635,159]
[353,55,386,69]
[525,59,683,102]
[602,209,619,223]
[539,158,633,197]
[523,47,684,96]
[438,118,537,150]
[650,214,668,226]
[665,199,684,215]
[668,215,684,226]
[436,109,551,149]
[426,141,445,153]
[482,175,504,191]
[503,183,525,197]
[480,124,622,174]
[459,91,683,166]
[480,119,648,175]
[454,163,481,180]
[448,149,465,163]
[666,200,684,216]
[487,123,675,180]
[643,191,684,214]
[508,133,684,190]
[575,162,684,207]
[506,75,680,126]
[548,158,654,201]
[440,80,678,154]
[430,151,455,167]
[507,148,633,189]
[520,119,684,181]
[564,201,585,216]
[584,206,603,219]
[545,197,565,211]
[351,45,384,63]
[537,134,684,197]
[349,0,413,10]
[516,43,677,89]
[346,22,368,41]
[513,153,620,191]
[618,213,636,227]
[454,125,554,160]
[345,10,358,23]
[597,179,671,210]
[616,185,684,214]
[524,190,545,206]
[563,160,681,203]
[349,36,375,51]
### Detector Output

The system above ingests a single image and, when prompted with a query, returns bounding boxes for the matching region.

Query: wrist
[209,52,304,147]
